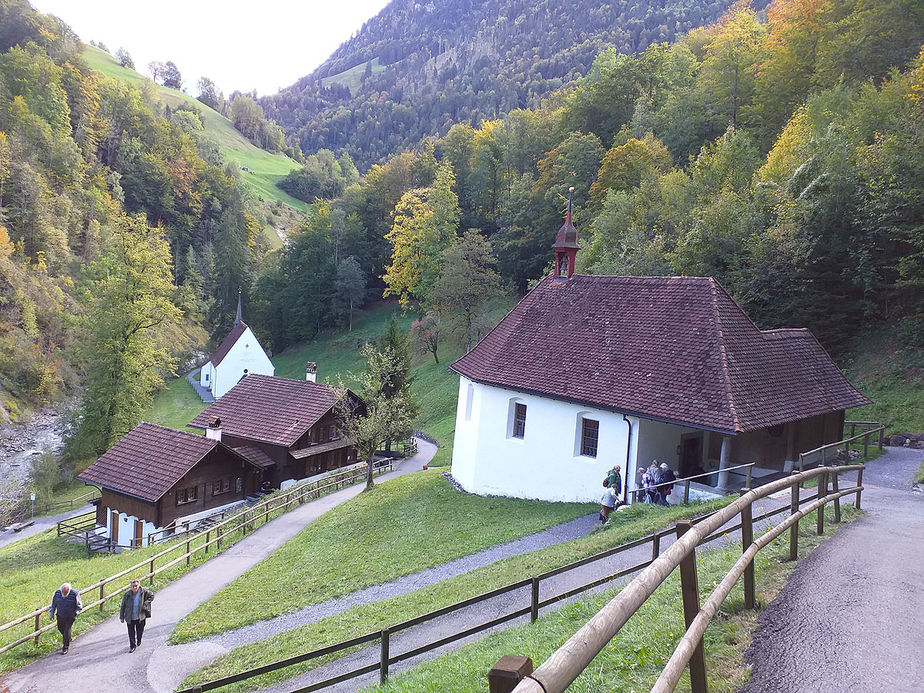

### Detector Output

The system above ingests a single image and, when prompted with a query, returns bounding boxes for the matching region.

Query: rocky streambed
[0,407,67,487]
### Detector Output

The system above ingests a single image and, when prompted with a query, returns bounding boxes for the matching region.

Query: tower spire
[552,186,579,281]
[235,288,242,324]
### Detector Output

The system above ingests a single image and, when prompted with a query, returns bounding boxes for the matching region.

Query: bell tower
[552,186,580,280]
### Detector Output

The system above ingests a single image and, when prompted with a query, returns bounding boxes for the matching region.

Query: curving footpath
[0,440,437,693]
[742,446,924,693]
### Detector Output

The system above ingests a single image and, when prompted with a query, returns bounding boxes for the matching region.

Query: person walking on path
[48,582,82,654]
[119,579,154,653]
[658,463,676,506]
[599,485,617,524]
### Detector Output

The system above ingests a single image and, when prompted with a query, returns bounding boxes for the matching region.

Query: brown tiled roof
[451,275,871,434]
[233,445,276,469]
[188,374,341,447]
[78,423,221,501]
[209,321,249,367]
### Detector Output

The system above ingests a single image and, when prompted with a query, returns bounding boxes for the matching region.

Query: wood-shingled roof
[188,374,342,447]
[451,275,871,434]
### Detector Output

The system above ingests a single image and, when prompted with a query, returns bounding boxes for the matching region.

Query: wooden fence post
[739,489,755,610]
[531,577,540,623]
[831,468,841,523]
[683,479,690,504]
[149,559,155,585]
[34,613,41,645]
[186,539,191,566]
[816,470,827,536]
[878,427,884,449]
[205,530,210,553]
[99,584,104,611]
[676,521,707,693]
[863,432,869,460]
[855,467,864,509]
[746,465,753,490]
[380,628,390,684]
[789,471,799,561]
[217,524,222,551]
[652,532,661,561]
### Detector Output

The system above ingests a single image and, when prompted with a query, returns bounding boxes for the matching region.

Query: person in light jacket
[48,582,82,654]
[119,578,154,653]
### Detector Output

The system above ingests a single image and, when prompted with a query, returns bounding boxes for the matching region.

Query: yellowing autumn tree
[382,163,460,307]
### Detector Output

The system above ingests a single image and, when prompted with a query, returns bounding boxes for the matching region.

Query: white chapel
[199,291,275,399]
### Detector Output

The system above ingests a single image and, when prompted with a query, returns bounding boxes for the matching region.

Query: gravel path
[742,446,924,693]
[205,512,600,650]
[230,492,797,693]
[0,441,437,693]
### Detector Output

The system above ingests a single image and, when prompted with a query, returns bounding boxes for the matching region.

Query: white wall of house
[210,326,274,398]
[104,508,158,548]
[451,377,640,503]
[199,361,214,390]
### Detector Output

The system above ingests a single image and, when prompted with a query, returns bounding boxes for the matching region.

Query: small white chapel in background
[199,290,274,399]
[449,191,870,504]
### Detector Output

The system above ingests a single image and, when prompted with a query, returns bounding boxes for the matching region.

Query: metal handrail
[510,464,864,693]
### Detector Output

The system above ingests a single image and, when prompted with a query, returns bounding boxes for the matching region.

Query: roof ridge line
[710,279,742,433]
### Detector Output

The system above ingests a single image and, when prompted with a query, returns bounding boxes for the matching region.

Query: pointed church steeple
[235,288,242,325]
[552,187,579,280]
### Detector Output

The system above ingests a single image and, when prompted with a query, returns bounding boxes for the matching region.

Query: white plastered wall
[104,508,158,548]
[199,361,214,391]
[212,326,275,398]
[451,377,639,503]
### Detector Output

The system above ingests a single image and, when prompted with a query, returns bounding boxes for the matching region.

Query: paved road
[0,441,437,693]
[0,504,95,550]
[742,446,924,693]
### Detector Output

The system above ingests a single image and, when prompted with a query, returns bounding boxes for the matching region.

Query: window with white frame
[465,384,474,421]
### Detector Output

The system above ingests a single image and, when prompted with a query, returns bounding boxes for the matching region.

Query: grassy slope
[321,58,385,93]
[844,324,924,434]
[179,498,734,691]
[0,524,235,672]
[366,506,860,693]
[171,470,595,642]
[81,46,306,213]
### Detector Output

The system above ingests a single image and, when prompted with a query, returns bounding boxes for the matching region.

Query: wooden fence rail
[799,425,883,471]
[0,460,393,656]
[175,471,853,693]
[506,464,864,693]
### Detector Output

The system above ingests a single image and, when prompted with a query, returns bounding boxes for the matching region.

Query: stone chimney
[205,416,222,441]
[305,362,317,383]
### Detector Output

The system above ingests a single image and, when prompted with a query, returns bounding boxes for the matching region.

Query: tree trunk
[365,450,375,489]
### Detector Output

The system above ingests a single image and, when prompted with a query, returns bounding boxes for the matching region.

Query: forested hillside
[262,0,768,169]
[248,0,924,373]
[0,0,268,459]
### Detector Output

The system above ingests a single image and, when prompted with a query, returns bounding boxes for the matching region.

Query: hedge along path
[0,452,408,669]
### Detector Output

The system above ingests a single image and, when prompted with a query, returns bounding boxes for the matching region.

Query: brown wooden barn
[78,422,262,547]
[187,374,361,488]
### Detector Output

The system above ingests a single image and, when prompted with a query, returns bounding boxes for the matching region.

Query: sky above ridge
[31,0,392,97]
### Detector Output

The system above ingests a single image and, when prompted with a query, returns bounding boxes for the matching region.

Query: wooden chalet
[77,422,262,547]
[188,374,360,487]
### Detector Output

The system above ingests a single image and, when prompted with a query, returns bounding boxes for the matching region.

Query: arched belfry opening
[552,186,579,280]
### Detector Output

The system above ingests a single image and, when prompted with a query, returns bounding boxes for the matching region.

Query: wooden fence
[504,464,864,693]
[799,422,884,471]
[0,459,393,656]
[175,466,855,693]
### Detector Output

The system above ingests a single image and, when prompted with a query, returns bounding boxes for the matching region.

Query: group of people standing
[640,461,676,505]
[598,461,679,523]
[48,578,154,654]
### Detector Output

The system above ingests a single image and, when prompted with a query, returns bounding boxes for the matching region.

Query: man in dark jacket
[606,465,623,504]
[658,463,677,505]
[48,582,82,654]
[119,578,154,653]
